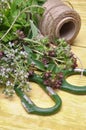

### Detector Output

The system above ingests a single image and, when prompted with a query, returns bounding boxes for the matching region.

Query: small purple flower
[0,51,4,59]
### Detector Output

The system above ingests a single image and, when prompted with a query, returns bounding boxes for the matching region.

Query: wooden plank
[0,1,86,130]
[66,0,86,47]
[0,46,86,130]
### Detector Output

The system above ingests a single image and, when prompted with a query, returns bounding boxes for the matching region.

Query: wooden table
[0,0,86,130]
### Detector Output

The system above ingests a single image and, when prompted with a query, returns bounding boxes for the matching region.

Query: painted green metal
[61,69,86,95]
[14,74,62,115]
[14,69,86,115]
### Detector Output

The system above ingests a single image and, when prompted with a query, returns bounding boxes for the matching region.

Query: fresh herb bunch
[0,0,77,96]
[0,41,30,96]
[0,0,45,42]
[24,37,77,71]
[24,37,77,89]
[0,0,45,96]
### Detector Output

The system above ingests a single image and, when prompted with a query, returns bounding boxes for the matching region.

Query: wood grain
[65,0,86,47]
[0,0,86,130]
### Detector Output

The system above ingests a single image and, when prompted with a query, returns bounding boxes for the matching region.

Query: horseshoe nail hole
[60,21,75,40]
[66,75,86,86]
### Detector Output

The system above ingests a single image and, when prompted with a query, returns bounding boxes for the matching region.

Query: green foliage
[0,0,45,42]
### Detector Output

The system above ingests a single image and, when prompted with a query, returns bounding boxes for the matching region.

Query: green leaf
[47,64,55,71]
[3,15,10,27]
[30,20,38,38]
[11,0,23,10]
[27,57,33,65]
[47,64,59,73]
[38,0,46,5]
[33,59,45,71]
[23,45,32,54]
[0,31,16,42]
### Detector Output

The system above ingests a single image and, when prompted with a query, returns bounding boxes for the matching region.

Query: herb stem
[24,38,41,44]
[0,11,21,41]
[0,42,10,51]
[32,49,43,55]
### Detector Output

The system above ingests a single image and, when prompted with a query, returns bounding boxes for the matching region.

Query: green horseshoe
[61,69,86,95]
[14,74,62,116]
